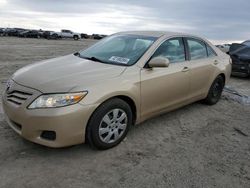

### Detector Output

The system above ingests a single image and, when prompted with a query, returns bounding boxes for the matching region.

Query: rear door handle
[213,60,219,65]
[182,67,189,72]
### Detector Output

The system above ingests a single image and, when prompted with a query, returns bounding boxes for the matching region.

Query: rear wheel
[204,75,224,105]
[87,98,132,150]
[73,35,79,40]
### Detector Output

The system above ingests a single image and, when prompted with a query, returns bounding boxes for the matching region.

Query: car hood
[12,54,126,93]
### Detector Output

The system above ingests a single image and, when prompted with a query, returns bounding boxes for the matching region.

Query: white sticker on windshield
[109,56,130,64]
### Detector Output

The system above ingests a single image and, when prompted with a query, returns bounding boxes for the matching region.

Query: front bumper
[2,81,98,148]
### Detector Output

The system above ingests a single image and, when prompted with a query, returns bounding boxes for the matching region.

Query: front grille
[7,90,33,106]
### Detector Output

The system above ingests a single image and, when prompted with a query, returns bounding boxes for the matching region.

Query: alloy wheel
[98,108,128,144]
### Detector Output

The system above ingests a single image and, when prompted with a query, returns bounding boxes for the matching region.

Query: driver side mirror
[148,57,170,68]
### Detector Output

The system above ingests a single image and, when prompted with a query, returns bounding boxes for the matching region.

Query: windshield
[78,34,157,66]
[242,40,250,46]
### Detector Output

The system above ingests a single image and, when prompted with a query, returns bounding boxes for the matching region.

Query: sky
[0,0,249,44]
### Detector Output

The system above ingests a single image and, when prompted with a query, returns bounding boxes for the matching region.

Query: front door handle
[182,67,189,72]
[213,60,219,65]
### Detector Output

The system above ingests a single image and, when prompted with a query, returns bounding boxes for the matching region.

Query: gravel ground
[0,37,250,188]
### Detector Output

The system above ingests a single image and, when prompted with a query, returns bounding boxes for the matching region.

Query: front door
[140,37,190,120]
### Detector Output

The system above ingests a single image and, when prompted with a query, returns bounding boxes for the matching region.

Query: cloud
[0,0,249,43]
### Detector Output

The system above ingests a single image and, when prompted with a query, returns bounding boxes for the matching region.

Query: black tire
[86,98,132,150]
[204,75,225,105]
[52,34,58,39]
[73,35,79,40]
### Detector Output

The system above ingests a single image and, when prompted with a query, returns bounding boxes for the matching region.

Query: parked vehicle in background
[216,44,230,54]
[2,31,231,149]
[2,28,10,36]
[41,31,53,39]
[18,30,42,38]
[81,33,89,39]
[50,29,81,40]
[0,28,4,36]
[18,30,30,38]
[92,34,107,40]
[242,40,250,46]
[0,27,102,41]
[224,44,231,48]
[37,29,45,37]
[3,28,26,36]
[229,40,250,77]
[3,28,14,36]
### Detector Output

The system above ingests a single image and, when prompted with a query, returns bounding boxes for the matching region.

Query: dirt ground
[0,37,250,188]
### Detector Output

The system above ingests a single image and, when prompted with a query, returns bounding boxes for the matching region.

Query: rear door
[185,37,218,98]
[140,37,190,119]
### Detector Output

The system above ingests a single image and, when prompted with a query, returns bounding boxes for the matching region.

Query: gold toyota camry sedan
[2,31,231,149]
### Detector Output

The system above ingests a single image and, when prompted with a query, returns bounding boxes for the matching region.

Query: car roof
[115,30,224,57]
[115,30,197,38]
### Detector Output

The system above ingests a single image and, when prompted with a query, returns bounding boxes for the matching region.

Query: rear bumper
[232,63,250,77]
[231,71,250,77]
[231,56,250,77]
[2,81,98,148]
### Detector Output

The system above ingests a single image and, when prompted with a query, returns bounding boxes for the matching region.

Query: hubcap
[98,109,128,144]
[212,82,222,97]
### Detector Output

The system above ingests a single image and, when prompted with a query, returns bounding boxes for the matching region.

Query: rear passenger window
[152,38,185,63]
[207,45,217,57]
[187,39,207,60]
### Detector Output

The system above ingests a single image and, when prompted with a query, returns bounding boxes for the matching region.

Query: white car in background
[216,44,230,54]
[50,29,81,40]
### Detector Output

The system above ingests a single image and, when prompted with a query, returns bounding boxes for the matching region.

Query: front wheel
[204,75,225,105]
[86,98,132,150]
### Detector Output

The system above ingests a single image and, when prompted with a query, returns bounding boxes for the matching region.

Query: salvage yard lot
[0,37,250,188]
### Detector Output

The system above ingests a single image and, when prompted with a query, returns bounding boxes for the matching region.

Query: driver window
[152,38,185,63]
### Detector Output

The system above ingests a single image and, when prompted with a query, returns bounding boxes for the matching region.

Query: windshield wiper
[88,56,105,63]
[74,52,80,56]
[79,55,106,63]
[74,53,105,63]
[75,54,128,66]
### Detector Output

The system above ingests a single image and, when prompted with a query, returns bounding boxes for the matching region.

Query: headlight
[28,92,87,109]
